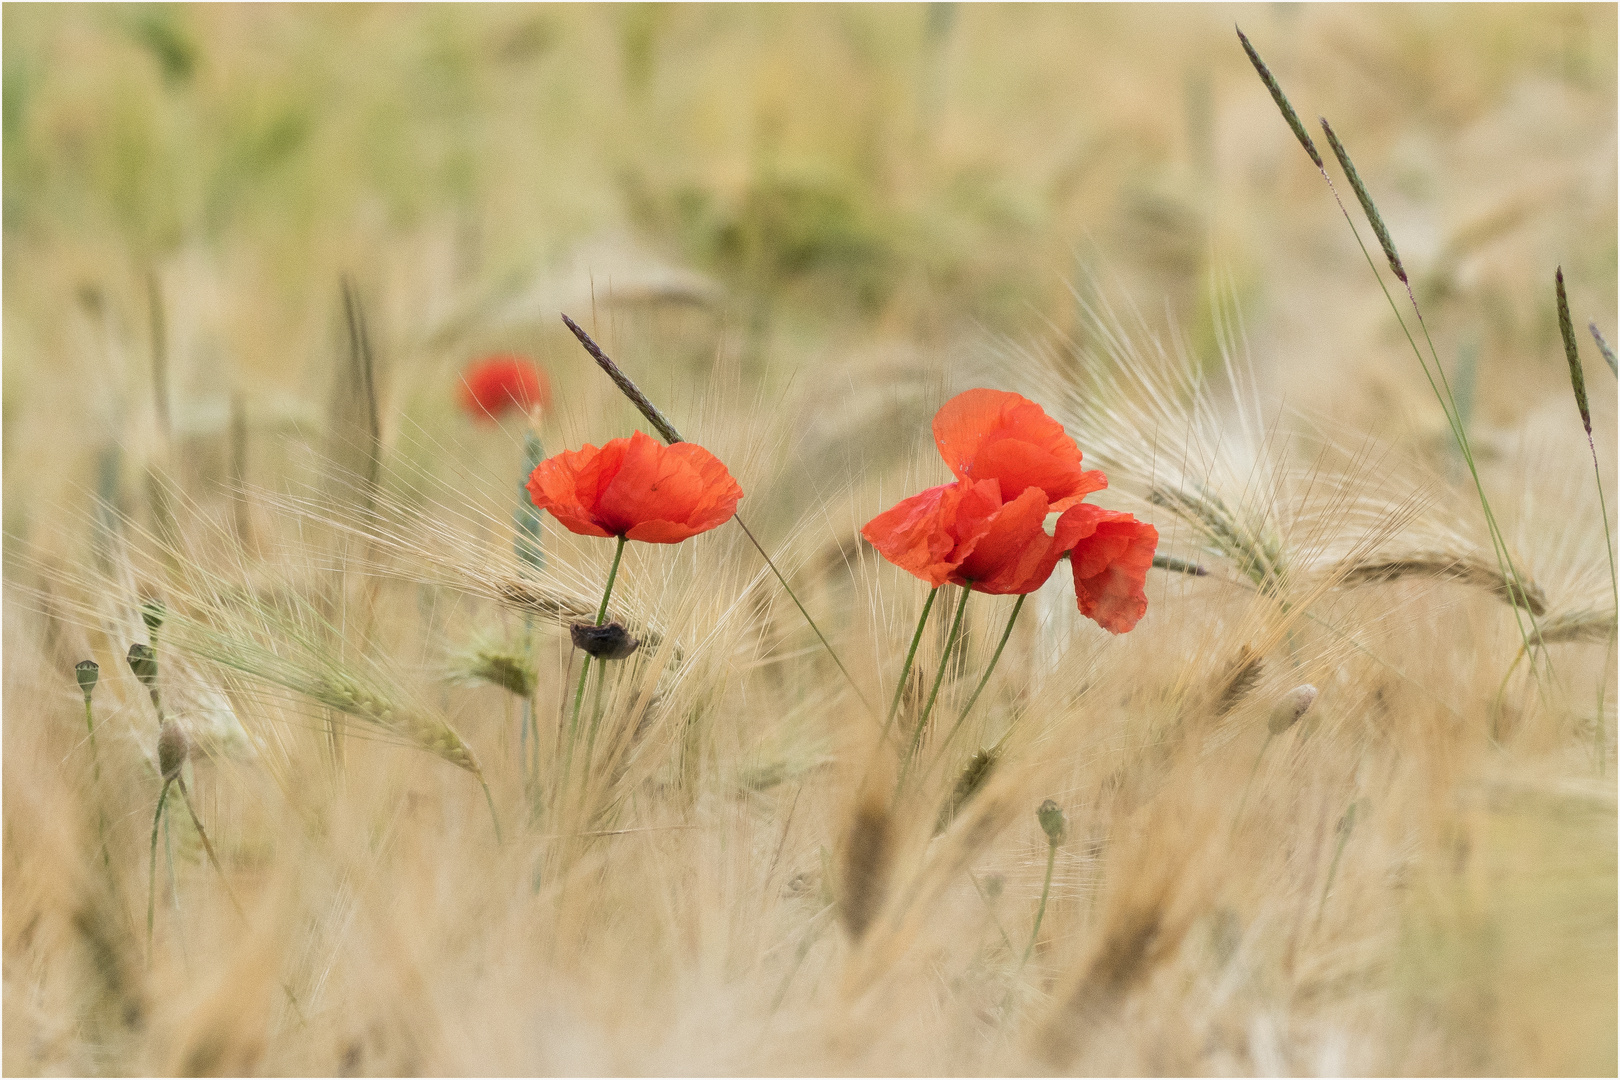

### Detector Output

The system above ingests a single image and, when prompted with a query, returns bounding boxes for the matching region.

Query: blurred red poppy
[526,430,743,543]
[932,389,1106,511]
[861,478,1076,595]
[459,354,550,422]
[1055,503,1158,634]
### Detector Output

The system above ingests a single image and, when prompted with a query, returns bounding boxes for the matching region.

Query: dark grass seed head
[1556,268,1592,436]
[1235,26,1324,169]
[1319,118,1407,284]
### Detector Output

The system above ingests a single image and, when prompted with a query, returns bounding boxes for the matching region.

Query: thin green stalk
[1315,801,1358,927]
[147,777,173,959]
[566,535,627,785]
[904,585,972,771]
[1236,30,1541,670]
[882,587,940,742]
[1020,838,1058,968]
[1233,732,1274,827]
[939,594,1025,757]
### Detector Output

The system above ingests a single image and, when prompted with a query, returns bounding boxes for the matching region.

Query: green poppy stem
[1020,836,1059,969]
[566,535,627,785]
[882,587,940,742]
[904,584,972,771]
[147,778,173,961]
[939,593,1025,758]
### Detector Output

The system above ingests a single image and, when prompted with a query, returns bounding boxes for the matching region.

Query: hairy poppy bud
[157,721,188,781]
[1267,684,1319,736]
[140,599,166,635]
[1037,798,1068,845]
[127,643,158,688]
[571,621,641,660]
[75,659,100,699]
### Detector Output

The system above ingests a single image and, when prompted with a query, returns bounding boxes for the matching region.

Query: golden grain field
[4,5,1616,1076]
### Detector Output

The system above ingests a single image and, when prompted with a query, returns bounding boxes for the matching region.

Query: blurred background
[3,1,1615,572]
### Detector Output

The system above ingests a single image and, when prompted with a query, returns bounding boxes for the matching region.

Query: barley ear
[838,790,894,942]
[1556,269,1592,437]
[1235,26,1323,168]
[1319,118,1407,284]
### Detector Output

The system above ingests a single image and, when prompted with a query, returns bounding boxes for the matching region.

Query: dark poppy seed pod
[571,621,641,660]
[157,721,188,781]
[140,599,166,635]
[127,643,159,688]
[1037,799,1068,846]
[75,659,100,699]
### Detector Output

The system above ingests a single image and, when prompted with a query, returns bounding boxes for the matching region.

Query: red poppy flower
[1054,503,1158,634]
[526,430,743,543]
[861,479,1076,595]
[459,354,551,422]
[932,389,1106,512]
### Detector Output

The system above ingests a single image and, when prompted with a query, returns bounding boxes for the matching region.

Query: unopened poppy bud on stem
[1037,798,1068,845]
[75,659,99,699]
[1268,684,1319,736]
[127,643,158,689]
[157,721,188,781]
[140,599,165,636]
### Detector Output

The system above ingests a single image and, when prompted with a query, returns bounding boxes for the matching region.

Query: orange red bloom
[526,430,743,543]
[459,354,551,422]
[863,388,1159,632]
[861,480,1076,595]
[932,389,1106,511]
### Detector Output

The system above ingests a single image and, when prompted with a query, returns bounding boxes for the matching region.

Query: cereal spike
[1319,118,1407,284]
[1556,269,1592,436]
[1236,26,1324,169]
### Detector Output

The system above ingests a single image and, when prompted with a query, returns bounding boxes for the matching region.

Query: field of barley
[4,5,1617,1076]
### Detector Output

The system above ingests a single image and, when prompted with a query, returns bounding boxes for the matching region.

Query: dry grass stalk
[1335,550,1548,615]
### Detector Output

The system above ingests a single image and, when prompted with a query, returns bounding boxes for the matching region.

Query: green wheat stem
[938,593,1025,758]
[1020,837,1059,969]
[882,586,940,742]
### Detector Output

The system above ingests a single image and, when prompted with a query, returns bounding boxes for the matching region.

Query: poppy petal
[862,480,999,586]
[953,486,1064,594]
[527,431,742,543]
[1055,504,1158,634]
[932,388,1100,508]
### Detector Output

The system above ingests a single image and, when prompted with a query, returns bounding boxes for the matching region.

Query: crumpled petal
[861,480,1000,587]
[933,388,1106,511]
[1054,504,1159,634]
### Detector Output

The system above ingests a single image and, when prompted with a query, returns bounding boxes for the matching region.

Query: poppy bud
[1037,798,1068,846]
[140,599,165,635]
[157,721,188,781]
[570,621,641,660]
[1267,684,1319,736]
[75,659,100,699]
[127,643,158,689]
